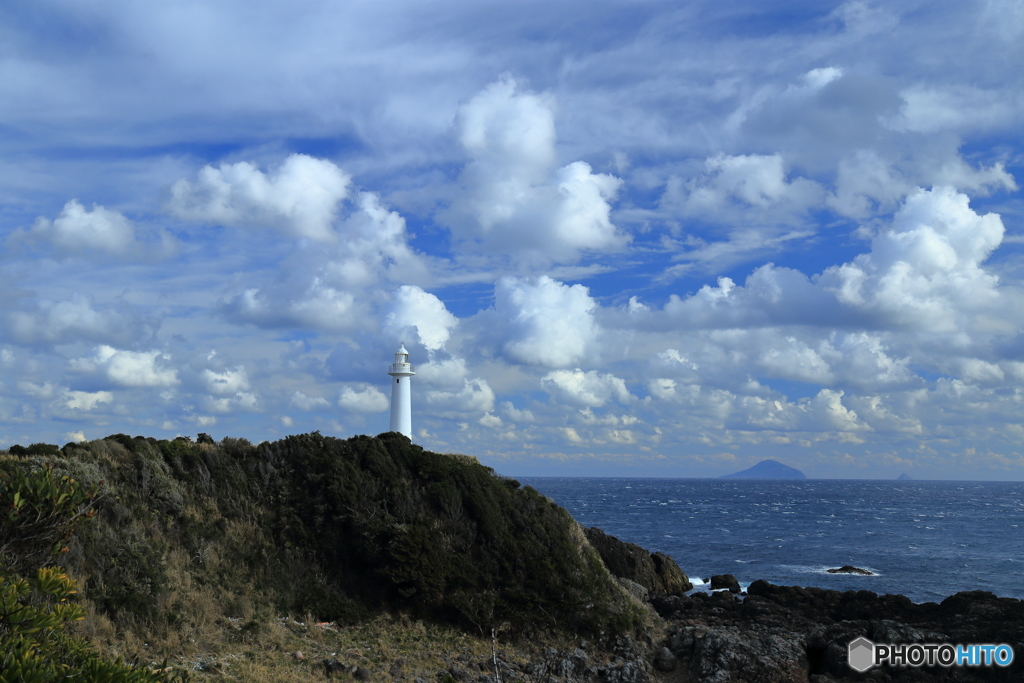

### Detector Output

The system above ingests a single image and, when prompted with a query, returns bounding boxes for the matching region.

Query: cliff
[0,432,646,639]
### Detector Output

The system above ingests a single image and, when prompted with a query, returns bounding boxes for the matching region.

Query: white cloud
[663,187,1006,334]
[64,390,113,411]
[18,381,56,399]
[339,385,389,413]
[203,366,250,395]
[384,285,459,351]
[735,389,867,433]
[494,275,597,368]
[541,369,633,407]
[205,391,258,413]
[756,337,833,384]
[647,378,679,401]
[6,294,156,347]
[220,191,428,332]
[223,282,358,331]
[414,356,470,390]
[425,377,495,414]
[500,401,535,423]
[669,153,822,214]
[79,346,179,388]
[820,186,1004,330]
[957,358,1005,384]
[65,431,87,443]
[829,150,911,218]
[832,333,914,388]
[18,200,138,256]
[443,76,627,264]
[168,154,350,241]
[290,390,331,411]
[885,85,1016,135]
[479,412,503,428]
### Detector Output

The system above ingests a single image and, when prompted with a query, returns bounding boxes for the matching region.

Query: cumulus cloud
[831,334,915,389]
[734,389,867,433]
[666,153,822,217]
[64,390,113,411]
[168,154,350,241]
[220,191,428,332]
[14,199,149,257]
[425,378,495,415]
[820,186,1004,330]
[493,276,597,368]
[541,369,633,407]
[203,366,250,395]
[500,401,535,423]
[756,337,833,384]
[828,150,912,218]
[290,390,332,411]
[662,187,1006,333]
[339,385,389,413]
[414,356,469,390]
[384,285,458,351]
[73,346,179,388]
[205,391,258,414]
[443,76,627,264]
[223,283,358,331]
[5,293,158,347]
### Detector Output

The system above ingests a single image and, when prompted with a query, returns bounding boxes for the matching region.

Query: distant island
[722,459,806,479]
[897,472,913,480]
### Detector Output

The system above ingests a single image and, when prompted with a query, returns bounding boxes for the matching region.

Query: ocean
[519,478,1024,604]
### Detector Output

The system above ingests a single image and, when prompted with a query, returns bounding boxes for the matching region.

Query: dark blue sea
[519,478,1024,604]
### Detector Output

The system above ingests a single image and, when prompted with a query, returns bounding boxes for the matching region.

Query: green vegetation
[1,465,176,682]
[0,431,641,676]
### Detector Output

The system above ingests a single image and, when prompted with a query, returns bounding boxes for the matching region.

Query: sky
[2,0,1024,479]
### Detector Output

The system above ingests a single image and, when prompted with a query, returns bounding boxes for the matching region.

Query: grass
[70,609,595,682]
[2,432,660,682]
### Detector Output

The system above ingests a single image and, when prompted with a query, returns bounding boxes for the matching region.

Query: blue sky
[2,0,1023,479]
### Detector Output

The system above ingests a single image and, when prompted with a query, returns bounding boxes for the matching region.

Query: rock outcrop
[584,526,692,596]
[826,565,873,575]
[656,580,1024,682]
[709,574,741,592]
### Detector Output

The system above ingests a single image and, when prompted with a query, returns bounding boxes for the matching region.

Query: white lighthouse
[387,343,415,438]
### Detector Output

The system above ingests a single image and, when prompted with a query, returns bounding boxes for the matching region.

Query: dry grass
[73,609,591,683]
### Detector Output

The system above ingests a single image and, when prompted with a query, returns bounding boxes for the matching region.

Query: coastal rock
[652,552,692,594]
[653,647,677,672]
[650,593,688,618]
[617,577,649,603]
[666,580,1024,682]
[826,565,873,575]
[584,526,692,595]
[710,574,741,593]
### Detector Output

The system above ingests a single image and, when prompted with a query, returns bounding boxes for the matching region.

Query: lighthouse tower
[387,343,415,438]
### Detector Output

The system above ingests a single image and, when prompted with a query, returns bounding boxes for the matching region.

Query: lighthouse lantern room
[387,343,415,437]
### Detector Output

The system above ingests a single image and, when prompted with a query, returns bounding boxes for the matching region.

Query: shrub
[0,468,177,682]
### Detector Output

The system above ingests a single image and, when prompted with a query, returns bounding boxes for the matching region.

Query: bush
[0,468,177,682]
[0,465,100,575]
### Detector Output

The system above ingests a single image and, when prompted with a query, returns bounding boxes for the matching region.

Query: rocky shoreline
[561,527,1024,683]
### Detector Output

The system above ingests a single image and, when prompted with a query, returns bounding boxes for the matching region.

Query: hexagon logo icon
[848,637,875,672]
